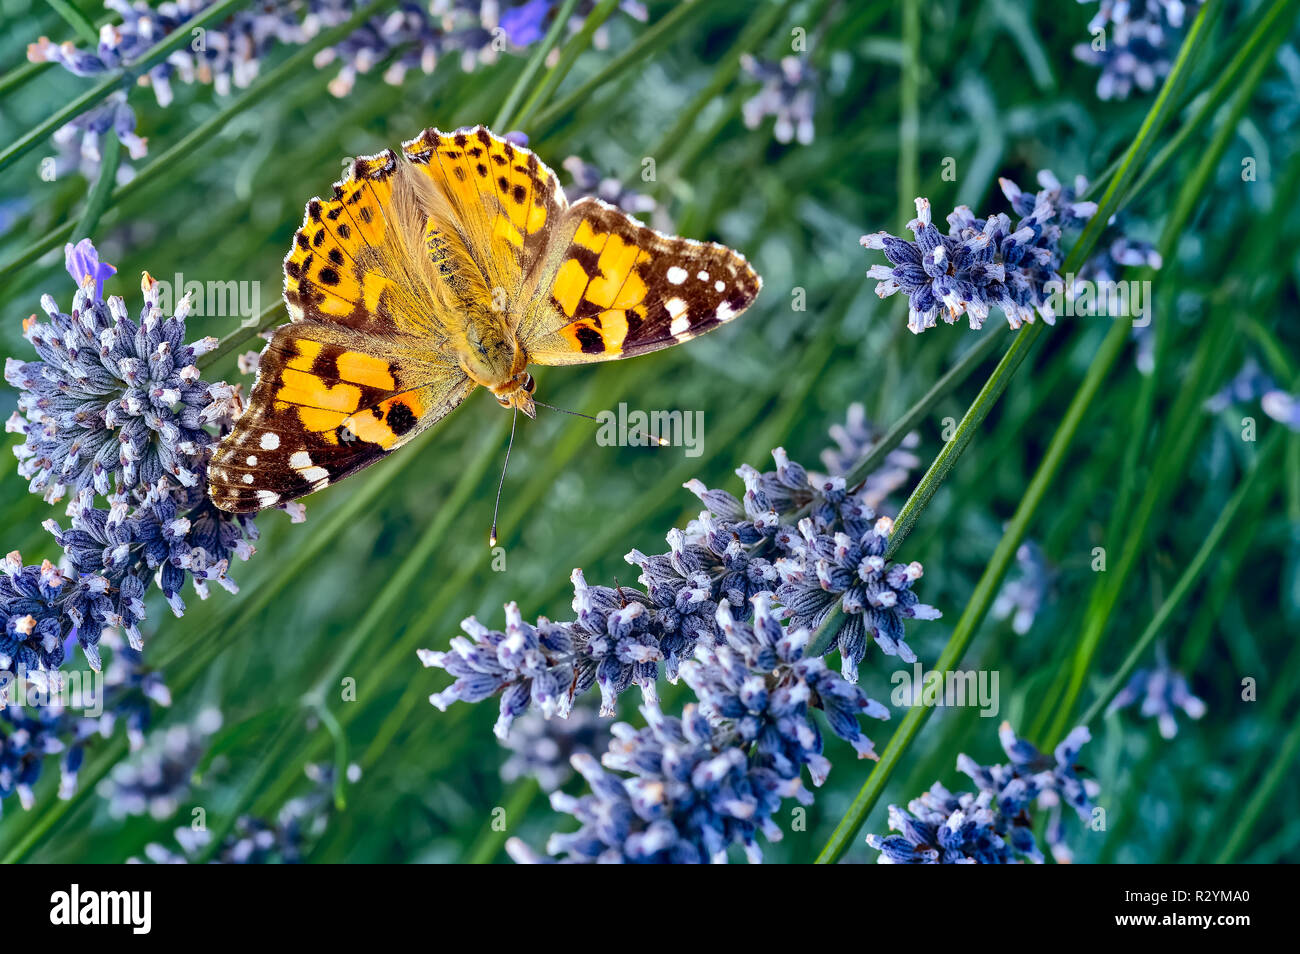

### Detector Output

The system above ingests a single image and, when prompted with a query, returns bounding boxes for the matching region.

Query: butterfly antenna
[490,405,518,548]
[533,400,669,446]
[531,400,600,423]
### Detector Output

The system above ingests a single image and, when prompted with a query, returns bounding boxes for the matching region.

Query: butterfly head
[490,370,536,419]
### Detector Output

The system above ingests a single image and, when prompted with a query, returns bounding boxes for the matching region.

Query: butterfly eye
[522,373,536,394]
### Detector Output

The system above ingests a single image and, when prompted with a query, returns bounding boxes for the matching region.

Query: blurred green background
[1,0,1297,863]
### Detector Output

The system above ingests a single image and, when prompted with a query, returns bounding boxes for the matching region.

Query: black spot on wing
[575,326,605,354]
[386,402,417,436]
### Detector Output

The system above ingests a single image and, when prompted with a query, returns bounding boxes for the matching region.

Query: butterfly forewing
[520,197,762,365]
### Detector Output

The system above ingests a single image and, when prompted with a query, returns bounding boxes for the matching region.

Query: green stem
[530,0,708,131]
[0,61,49,99]
[74,130,121,240]
[44,0,99,44]
[466,779,540,864]
[884,322,1040,561]
[493,0,582,130]
[1076,433,1281,730]
[512,0,621,131]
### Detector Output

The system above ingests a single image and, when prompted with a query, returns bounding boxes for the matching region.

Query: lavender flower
[48,93,148,186]
[506,701,802,863]
[1204,358,1276,414]
[30,1,648,180]
[681,595,889,784]
[1,556,78,678]
[1107,651,1206,738]
[98,707,221,819]
[133,761,357,863]
[869,721,1099,864]
[867,784,1015,864]
[1073,1,1201,101]
[820,402,921,509]
[861,173,1098,334]
[499,706,611,792]
[6,250,222,501]
[4,240,287,686]
[957,722,1098,863]
[741,55,817,145]
[423,411,938,863]
[0,634,170,812]
[420,597,585,737]
[1262,391,1300,432]
[0,704,69,813]
[562,156,657,217]
[47,482,259,619]
[775,515,940,683]
[992,540,1052,635]
[421,418,935,743]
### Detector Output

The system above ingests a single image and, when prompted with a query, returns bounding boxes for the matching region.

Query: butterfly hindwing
[208,323,471,513]
[522,197,762,365]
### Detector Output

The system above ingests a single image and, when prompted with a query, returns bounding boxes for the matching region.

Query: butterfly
[207,125,762,514]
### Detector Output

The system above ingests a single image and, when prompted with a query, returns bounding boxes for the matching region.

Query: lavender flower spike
[419,602,577,739]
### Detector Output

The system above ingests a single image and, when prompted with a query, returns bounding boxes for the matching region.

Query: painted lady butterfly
[208,125,762,513]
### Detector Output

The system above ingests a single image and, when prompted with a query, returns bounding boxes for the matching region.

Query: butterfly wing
[399,125,566,309]
[208,322,472,512]
[210,150,472,513]
[519,197,762,365]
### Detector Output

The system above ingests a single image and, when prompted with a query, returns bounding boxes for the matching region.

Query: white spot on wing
[301,466,329,484]
[716,302,735,322]
[242,474,253,484]
[666,266,687,285]
[289,451,312,469]
[256,490,280,507]
[246,455,257,466]
[668,297,691,336]
[715,280,725,292]
[260,432,280,450]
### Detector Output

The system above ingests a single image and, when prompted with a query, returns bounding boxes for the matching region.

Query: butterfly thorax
[457,318,536,417]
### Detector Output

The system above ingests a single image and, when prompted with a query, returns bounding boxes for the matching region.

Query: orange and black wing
[520,197,762,365]
[210,149,471,513]
[208,322,471,512]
